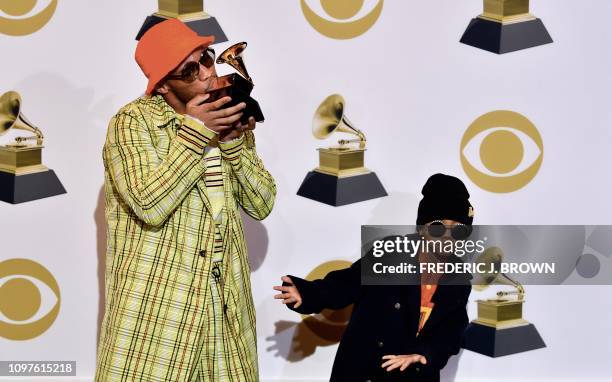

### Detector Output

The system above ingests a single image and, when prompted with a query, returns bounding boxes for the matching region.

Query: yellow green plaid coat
[95,95,276,381]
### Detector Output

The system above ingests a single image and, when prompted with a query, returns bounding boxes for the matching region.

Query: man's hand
[185,94,246,134]
[220,116,257,142]
[381,354,427,372]
[273,276,303,309]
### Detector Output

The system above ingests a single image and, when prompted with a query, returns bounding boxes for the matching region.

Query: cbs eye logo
[301,0,384,39]
[461,110,544,193]
[0,259,61,340]
[576,226,612,280]
[0,0,58,36]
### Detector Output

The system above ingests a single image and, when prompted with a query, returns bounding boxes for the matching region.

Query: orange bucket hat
[135,19,215,95]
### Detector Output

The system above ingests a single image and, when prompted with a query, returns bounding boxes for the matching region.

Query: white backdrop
[1,0,612,381]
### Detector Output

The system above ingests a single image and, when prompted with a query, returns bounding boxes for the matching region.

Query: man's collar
[143,94,184,129]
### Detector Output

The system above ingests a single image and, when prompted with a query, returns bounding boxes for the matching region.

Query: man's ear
[156,82,169,95]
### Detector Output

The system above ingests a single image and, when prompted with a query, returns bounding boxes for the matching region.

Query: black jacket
[286,247,472,382]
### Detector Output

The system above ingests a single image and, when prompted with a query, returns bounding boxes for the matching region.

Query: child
[274,174,473,382]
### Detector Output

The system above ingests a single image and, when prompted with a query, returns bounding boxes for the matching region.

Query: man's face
[159,47,218,104]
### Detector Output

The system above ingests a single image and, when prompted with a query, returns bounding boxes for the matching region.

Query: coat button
[415,366,421,372]
[377,341,384,348]
[199,250,206,258]
[394,302,401,310]
[212,265,221,279]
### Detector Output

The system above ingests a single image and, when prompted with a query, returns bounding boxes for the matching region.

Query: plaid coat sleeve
[219,130,276,220]
[103,108,217,226]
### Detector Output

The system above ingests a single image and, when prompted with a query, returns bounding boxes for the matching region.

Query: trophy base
[462,322,546,357]
[297,171,387,206]
[136,14,228,43]
[206,74,264,123]
[0,169,66,204]
[316,148,367,177]
[475,298,525,327]
[460,17,552,54]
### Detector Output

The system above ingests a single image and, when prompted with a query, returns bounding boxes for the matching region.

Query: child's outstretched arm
[272,259,362,314]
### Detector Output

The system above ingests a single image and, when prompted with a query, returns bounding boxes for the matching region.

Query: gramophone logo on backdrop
[300,260,353,340]
[301,0,384,39]
[0,258,61,340]
[0,0,58,36]
[461,110,544,193]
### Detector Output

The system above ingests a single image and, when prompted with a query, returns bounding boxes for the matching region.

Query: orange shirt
[419,284,438,335]
[418,251,441,335]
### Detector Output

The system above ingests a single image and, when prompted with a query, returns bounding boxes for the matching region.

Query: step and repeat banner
[1,0,612,381]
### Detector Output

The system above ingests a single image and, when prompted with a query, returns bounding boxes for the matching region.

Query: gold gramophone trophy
[460,0,552,54]
[136,0,227,42]
[0,91,66,204]
[204,42,264,124]
[462,247,546,357]
[296,94,387,206]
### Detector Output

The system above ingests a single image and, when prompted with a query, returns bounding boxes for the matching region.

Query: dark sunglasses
[426,220,472,240]
[165,48,216,83]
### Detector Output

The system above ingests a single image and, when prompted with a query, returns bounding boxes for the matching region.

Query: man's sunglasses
[165,48,216,83]
[426,220,472,240]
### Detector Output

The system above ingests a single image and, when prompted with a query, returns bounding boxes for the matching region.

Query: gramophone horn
[217,41,253,84]
[474,246,525,299]
[474,246,503,289]
[0,91,43,145]
[312,94,365,146]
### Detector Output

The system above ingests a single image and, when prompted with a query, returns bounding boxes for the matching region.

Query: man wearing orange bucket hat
[95,19,276,381]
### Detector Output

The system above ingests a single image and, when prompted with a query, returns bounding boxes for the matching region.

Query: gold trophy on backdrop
[460,0,552,54]
[462,247,546,357]
[0,91,66,204]
[204,42,264,124]
[136,0,227,42]
[296,94,387,206]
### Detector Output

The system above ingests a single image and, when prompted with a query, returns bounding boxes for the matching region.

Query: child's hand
[273,276,303,308]
[381,354,427,372]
